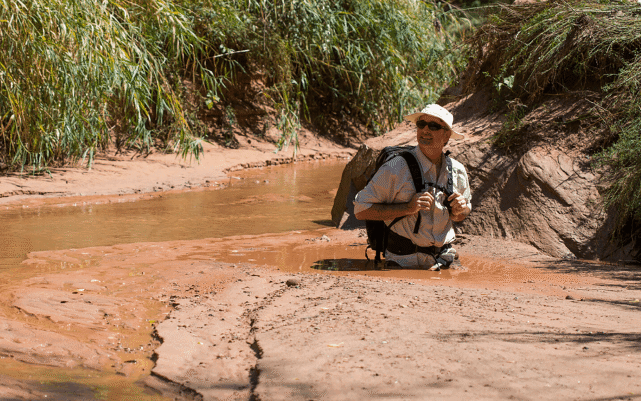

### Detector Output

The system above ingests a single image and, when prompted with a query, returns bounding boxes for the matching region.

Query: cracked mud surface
[4,229,636,400]
[152,239,641,401]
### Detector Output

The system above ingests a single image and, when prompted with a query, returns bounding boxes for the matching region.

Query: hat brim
[404,112,464,140]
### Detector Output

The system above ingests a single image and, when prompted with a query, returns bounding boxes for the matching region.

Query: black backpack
[364,146,454,265]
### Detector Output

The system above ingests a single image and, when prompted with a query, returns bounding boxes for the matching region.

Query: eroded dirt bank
[1,228,640,400]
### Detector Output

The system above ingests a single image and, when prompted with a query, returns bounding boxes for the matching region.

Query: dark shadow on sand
[535,259,641,291]
[310,258,450,272]
[311,258,378,271]
[312,219,336,227]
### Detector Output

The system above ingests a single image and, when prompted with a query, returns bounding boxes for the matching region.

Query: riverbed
[1,159,640,401]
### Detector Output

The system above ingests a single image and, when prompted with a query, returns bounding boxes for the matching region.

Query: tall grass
[595,55,641,235]
[153,0,475,145]
[471,1,641,101]
[0,0,473,171]
[0,0,211,171]
[246,0,472,134]
[468,0,641,237]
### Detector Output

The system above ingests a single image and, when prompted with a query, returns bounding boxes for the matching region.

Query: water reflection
[311,258,372,271]
[310,258,457,280]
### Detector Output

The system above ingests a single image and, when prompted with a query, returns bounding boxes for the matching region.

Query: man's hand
[355,191,469,221]
[408,192,435,214]
[448,192,470,222]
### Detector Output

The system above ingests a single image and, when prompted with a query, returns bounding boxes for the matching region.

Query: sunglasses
[416,120,448,131]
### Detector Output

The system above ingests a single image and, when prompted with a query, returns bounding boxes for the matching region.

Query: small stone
[286,278,300,287]
[565,295,575,300]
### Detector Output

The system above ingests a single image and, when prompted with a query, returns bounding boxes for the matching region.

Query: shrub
[0,0,212,171]
[0,0,473,170]
[192,0,475,148]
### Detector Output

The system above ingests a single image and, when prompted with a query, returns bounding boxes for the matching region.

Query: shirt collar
[413,145,440,171]
[413,146,448,182]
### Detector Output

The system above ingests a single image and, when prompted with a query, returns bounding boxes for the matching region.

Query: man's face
[416,114,451,152]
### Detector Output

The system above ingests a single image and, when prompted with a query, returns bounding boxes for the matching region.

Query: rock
[286,278,300,287]
[331,94,635,261]
[0,317,115,369]
[12,288,122,325]
[456,143,607,258]
[330,144,375,228]
[330,125,416,228]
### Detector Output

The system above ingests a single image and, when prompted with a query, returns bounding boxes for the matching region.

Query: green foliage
[0,0,212,171]
[264,84,303,156]
[223,105,238,147]
[473,1,641,100]
[0,0,474,171]
[493,100,527,149]
[470,0,641,238]
[189,0,474,146]
[594,54,641,234]
[595,117,641,234]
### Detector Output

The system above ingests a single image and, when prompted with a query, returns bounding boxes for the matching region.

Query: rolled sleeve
[353,157,413,215]
[353,193,373,215]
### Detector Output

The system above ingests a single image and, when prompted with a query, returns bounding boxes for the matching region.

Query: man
[353,104,471,270]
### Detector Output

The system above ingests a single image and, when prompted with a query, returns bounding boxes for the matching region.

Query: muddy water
[0,160,344,270]
[0,160,346,400]
[1,157,583,286]
[206,233,585,291]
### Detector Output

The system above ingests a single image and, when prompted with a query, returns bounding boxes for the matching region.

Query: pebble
[286,278,301,287]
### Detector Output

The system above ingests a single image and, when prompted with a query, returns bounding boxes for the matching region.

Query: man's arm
[355,192,435,221]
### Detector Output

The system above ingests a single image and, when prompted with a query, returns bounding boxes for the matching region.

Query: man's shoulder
[380,147,417,170]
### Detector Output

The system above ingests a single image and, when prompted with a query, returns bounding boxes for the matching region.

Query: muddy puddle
[204,230,588,293]
[0,157,575,287]
[0,160,344,270]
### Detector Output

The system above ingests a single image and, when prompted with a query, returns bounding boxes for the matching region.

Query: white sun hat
[404,104,464,140]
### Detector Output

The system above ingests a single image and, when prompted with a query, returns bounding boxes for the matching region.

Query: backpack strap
[443,150,454,210]
[379,216,404,265]
[398,151,424,193]
[398,151,424,234]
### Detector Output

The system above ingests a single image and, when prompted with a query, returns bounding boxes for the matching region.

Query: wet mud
[1,160,640,400]
[1,227,640,400]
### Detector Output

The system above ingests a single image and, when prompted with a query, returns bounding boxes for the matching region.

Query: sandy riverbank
[1,227,640,400]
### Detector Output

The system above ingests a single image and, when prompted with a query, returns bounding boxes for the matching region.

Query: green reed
[0,0,209,171]
[186,0,474,143]
[0,0,473,171]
